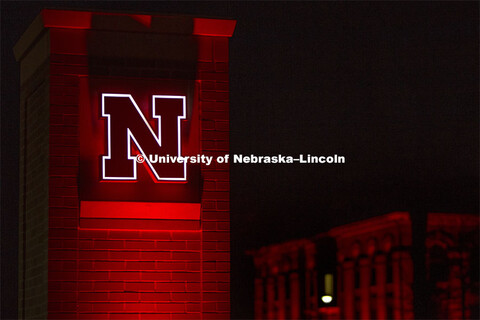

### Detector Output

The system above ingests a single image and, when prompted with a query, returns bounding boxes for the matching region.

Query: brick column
[375,254,387,319]
[289,271,301,319]
[448,252,463,320]
[392,251,402,320]
[266,276,275,319]
[342,260,355,319]
[16,37,50,319]
[305,243,317,317]
[336,263,343,312]
[277,274,286,320]
[399,250,414,319]
[198,23,234,320]
[392,250,414,320]
[359,257,370,319]
[14,9,235,320]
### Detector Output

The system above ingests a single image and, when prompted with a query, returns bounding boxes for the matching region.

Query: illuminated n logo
[101,93,186,181]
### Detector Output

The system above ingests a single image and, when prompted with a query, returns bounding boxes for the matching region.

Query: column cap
[14,8,236,61]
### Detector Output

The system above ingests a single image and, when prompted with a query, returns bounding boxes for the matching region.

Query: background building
[250,212,479,319]
[2,3,478,319]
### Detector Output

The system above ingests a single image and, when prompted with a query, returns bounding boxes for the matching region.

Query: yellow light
[321,295,333,304]
[324,273,333,295]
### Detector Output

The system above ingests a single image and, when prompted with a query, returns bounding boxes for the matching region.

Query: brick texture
[18,31,50,319]
[16,10,234,320]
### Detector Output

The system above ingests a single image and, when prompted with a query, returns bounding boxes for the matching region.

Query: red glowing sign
[79,77,201,227]
[101,93,186,181]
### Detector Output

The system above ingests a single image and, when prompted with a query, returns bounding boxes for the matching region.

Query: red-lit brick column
[336,263,343,313]
[448,257,463,319]
[289,271,300,319]
[392,251,402,319]
[266,276,275,319]
[400,251,414,319]
[359,257,370,319]
[14,9,235,320]
[289,251,301,320]
[375,254,387,320]
[276,274,286,320]
[305,243,317,317]
[197,23,233,320]
[392,250,414,320]
[342,260,355,319]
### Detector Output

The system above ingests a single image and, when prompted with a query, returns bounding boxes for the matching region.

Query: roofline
[14,8,236,61]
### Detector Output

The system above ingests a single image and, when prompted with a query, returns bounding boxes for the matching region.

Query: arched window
[367,238,377,287]
[428,245,448,283]
[354,259,361,289]
[263,278,268,303]
[370,264,377,286]
[386,253,393,284]
[285,273,291,299]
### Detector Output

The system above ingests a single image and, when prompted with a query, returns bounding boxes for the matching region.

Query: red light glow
[80,201,200,220]
[193,18,236,37]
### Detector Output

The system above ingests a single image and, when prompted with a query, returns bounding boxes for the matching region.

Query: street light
[321,295,333,304]
[322,273,334,304]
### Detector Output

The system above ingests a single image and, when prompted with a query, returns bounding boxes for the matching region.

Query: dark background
[1,2,478,319]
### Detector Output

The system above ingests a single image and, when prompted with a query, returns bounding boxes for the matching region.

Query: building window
[274,277,279,301]
[355,260,361,289]
[428,246,448,283]
[370,265,377,286]
[263,278,268,302]
[285,274,290,299]
[370,299,377,320]
[309,271,315,297]
[386,292,394,319]
[386,253,393,284]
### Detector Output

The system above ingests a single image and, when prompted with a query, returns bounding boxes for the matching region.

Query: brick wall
[18,28,50,318]
[330,212,414,320]
[15,10,234,320]
[198,36,231,320]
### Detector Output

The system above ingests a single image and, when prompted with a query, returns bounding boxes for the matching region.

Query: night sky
[1,2,478,319]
